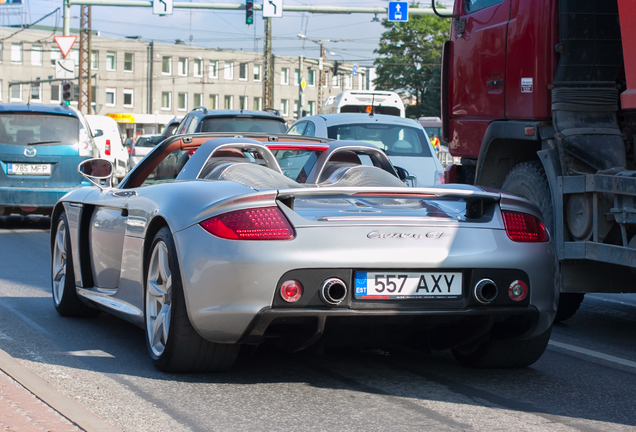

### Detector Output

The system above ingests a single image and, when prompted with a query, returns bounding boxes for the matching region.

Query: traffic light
[333,61,339,76]
[245,0,254,25]
[62,81,74,104]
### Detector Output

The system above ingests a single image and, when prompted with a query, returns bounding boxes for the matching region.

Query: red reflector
[105,139,111,156]
[280,280,302,302]
[502,211,549,242]
[267,144,330,151]
[200,207,295,240]
[187,149,197,155]
[508,280,528,301]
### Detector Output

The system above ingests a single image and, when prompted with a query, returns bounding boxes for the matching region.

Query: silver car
[50,132,557,372]
[288,113,445,187]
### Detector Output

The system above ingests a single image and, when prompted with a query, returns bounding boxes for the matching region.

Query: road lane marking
[548,340,636,369]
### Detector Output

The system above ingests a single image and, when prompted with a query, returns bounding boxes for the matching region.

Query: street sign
[352,64,358,76]
[388,2,408,22]
[153,0,173,15]
[53,36,77,58]
[301,78,306,90]
[55,59,75,79]
[263,0,283,18]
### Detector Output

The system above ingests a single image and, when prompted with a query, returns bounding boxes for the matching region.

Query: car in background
[130,134,164,168]
[0,104,98,216]
[176,107,288,135]
[288,113,444,187]
[161,117,182,138]
[85,115,129,181]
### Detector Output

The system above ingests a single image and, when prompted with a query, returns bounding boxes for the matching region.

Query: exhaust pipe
[474,278,498,304]
[320,278,348,305]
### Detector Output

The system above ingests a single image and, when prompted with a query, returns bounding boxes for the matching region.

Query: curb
[0,347,120,432]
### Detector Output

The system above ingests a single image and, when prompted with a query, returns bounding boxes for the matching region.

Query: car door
[448,0,510,157]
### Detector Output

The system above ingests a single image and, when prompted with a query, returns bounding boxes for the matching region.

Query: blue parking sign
[352,65,358,76]
[388,2,408,22]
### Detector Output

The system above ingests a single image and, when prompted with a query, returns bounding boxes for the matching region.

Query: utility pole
[263,17,273,109]
[147,41,153,114]
[318,43,326,108]
[297,55,304,119]
[78,5,91,114]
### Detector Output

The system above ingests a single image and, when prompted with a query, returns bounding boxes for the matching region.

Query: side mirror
[393,165,416,187]
[78,158,114,189]
[93,129,104,138]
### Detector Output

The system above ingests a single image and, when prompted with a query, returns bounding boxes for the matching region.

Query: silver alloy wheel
[146,241,172,357]
[52,218,67,306]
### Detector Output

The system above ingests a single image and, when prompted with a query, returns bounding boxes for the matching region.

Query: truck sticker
[521,78,533,93]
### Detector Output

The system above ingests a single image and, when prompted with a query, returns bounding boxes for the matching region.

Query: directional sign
[153,0,173,15]
[388,2,408,22]
[53,36,77,58]
[301,78,306,90]
[352,64,358,76]
[263,0,283,18]
[55,59,75,79]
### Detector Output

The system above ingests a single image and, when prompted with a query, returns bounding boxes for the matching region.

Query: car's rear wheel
[144,227,239,372]
[451,326,552,368]
[51,212,100,317]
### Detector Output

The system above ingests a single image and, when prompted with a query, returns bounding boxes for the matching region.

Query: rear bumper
[0,186,76,208]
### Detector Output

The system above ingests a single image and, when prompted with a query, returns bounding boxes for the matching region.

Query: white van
[319,91,406,117]
[85,115,129,180]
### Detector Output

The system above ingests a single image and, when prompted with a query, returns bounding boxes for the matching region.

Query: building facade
[0,27,367,137]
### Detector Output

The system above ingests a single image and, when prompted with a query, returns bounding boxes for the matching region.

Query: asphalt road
[0,215,635,432]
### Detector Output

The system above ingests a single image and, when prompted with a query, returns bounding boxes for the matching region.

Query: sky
[6,0,453,67]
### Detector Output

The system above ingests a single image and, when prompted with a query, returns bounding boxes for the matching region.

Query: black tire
[451,326,552,368]
[554,293,585,323]
[51,212,100,317]
[144,226,239,372]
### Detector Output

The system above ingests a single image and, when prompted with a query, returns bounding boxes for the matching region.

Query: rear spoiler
[276,186,502,219]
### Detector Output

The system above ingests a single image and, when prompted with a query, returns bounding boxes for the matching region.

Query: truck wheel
[451,326,552,368]
[554,293,585,322]
[144,226,239,372]
[51,212,100,317]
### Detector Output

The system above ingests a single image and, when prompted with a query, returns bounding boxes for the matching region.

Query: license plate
[8,163,52,175]
[355,272,462,300]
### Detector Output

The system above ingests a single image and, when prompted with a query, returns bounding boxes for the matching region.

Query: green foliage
[373,4,450,118]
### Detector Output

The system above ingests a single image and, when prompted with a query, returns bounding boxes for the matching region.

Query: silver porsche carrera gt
[50,132,557,372]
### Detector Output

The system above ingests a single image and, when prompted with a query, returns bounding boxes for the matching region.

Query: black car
[176,107,287,135]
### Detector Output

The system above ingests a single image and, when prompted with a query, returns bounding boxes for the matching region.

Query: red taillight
[200,207,295,240]
[280,280,302,302]
[131,146,135,156]
[502,211,549,242]
[105,139,111,156]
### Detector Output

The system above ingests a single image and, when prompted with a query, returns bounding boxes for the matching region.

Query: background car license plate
[355,272,462,299]
[8,163,52,175]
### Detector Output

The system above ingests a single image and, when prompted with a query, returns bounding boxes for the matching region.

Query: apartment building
[0,27,367,136]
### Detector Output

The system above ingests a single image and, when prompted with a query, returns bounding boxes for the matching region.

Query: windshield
[136,136,164,147]
[327,124,432,157]
[199,117,287,134]
[0,113,79,146]
[270,149,322,183]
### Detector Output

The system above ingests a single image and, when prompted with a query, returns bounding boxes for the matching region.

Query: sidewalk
[0,348,120,432]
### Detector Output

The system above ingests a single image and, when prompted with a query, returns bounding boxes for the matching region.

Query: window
[253,96,262,111]
[123,89,134,107]
[161,91,172,110]
[124,53,134,72]
[178,58,188,76]
[91,50,98,69]
[293,100,299,117]
[105,88,116,106]
[332,74,340,88]
[345,74,353,89]
[10,84,21,102]
[239,62,248,81]
[323,71,329,87]
[178,92,187,111]
[224,61,233,80]
[280,99,289,116]
[253,64,262,82]
[162,56,171,75]
[465,0,504,13]
[30,83,42,102]
[31,45,42,65]
[50,47,60,66]
[308,100,316,116]
[307,70,315,86]
[239,95,247,110]
[0,44,2,63]
[106,52,116,70]
[11,44,22,63]
[294,68,300,86]
[209,94,218,109]
[0,79,3,100]
[194,93,203,107]
[193,58,203,77]
[281,68,289,85]
[224,95,233,109]
[209,60,218,78]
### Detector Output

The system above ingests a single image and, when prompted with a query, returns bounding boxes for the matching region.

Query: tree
[373,5,449,118]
